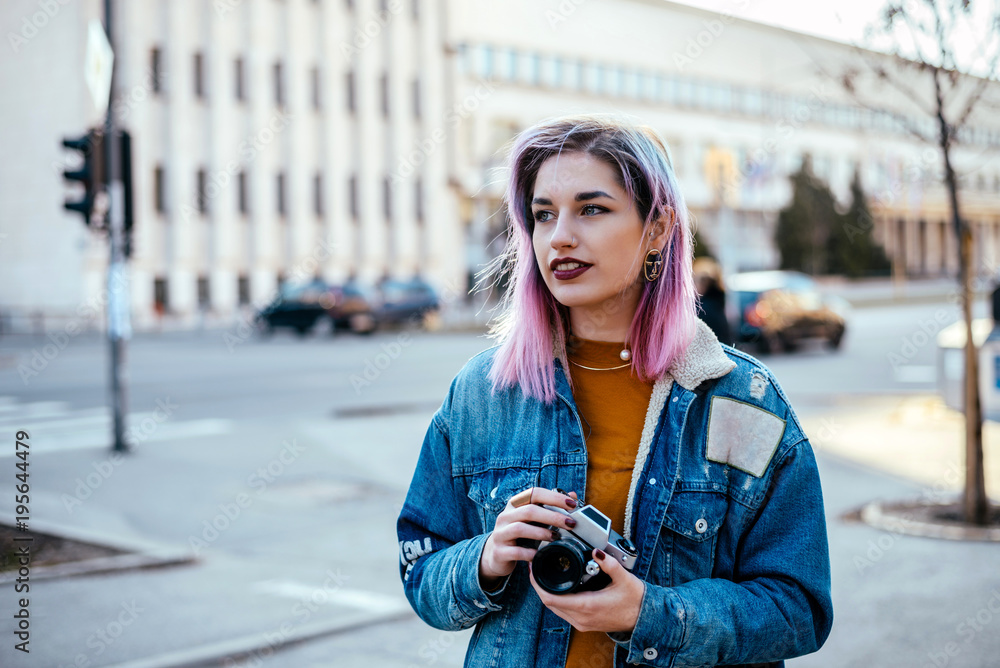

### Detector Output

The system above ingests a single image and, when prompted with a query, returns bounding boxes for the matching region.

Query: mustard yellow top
[563,335,654,668]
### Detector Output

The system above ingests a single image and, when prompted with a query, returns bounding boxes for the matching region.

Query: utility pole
[103,0,130,453]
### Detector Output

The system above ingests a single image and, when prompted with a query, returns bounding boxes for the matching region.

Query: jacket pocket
[466,468,539,533]
[659,489,729,585]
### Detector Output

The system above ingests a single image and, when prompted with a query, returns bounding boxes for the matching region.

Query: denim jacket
[397,321,833,667]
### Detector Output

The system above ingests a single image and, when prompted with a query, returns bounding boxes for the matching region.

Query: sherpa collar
[668,318,737,391]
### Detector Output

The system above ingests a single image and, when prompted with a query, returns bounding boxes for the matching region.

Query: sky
[669,0,884,47]
[672,0,998,77]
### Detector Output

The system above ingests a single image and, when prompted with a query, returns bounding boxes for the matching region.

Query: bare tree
[838,1,1000,525]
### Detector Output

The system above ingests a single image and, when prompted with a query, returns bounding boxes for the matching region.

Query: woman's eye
[533,210,552,223]
[581,204,603,216]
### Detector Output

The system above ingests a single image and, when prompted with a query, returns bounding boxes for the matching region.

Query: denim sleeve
[396,411,506,631]
[613,440,834,667]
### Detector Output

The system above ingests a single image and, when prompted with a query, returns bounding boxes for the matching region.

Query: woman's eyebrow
[531,190,615,206]
[575,190,615,201]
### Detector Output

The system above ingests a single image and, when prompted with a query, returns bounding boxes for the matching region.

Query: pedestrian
[397,115,832,667]
[693,256,733,345]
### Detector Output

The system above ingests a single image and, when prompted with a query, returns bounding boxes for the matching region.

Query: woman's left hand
[528,548,645,633]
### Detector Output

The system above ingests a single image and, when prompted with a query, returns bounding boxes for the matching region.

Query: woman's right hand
[479,487,580,590]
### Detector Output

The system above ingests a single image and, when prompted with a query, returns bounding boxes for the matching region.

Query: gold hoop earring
[643,248,663,282]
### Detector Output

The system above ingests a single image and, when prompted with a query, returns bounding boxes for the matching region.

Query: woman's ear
[648,212,673,249]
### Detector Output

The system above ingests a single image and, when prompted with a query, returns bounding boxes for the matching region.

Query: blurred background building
[2,0,1000,332]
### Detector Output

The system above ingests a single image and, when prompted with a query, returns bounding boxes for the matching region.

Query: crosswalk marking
[0,396,233,457]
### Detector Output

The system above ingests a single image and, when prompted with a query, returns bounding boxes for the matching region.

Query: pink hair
[485,115,697,402]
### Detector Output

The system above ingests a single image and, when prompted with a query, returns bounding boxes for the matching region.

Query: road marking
[0,399,233,457]
[251,580,409,614]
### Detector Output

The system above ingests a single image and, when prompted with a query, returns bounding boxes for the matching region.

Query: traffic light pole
[104,0,130,453]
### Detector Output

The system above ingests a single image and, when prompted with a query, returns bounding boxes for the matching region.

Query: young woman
[397,115,832,668]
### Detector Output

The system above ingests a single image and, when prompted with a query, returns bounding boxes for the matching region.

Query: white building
[2,0,999,333]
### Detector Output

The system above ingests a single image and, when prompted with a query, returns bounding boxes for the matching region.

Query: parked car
[256,279,332,336]
[727,270,847,354]
[376,276,440,326]
[256,276,439,336]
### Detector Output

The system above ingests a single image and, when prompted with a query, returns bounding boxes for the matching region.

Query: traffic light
[120,129,134,257]
[62,128,106,225]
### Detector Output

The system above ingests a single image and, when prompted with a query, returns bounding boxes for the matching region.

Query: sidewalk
[0,396,997,667]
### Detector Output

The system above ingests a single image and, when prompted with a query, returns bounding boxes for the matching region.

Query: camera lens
[533,540,587,594]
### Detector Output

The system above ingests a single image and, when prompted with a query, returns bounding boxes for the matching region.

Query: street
[0,298,997,667]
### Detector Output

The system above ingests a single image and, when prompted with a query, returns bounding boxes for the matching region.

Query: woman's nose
[549,213,576,249]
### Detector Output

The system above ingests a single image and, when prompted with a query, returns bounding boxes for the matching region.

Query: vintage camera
[532,502,638,595]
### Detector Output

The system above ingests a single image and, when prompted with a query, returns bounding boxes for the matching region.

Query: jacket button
[643,647,658,660]
[648,478,656,486]
[695,518,708,534]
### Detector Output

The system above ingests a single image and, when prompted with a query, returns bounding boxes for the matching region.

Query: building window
[151,47,163,94]
[235,58,245,102]
[346,70,356,113]
[196,169,208,214]
[380,72,390,117]
[313,172,323,217]
[197,276,210,309]
[383,176,392,220]
[412,78,421,120]
[153,277,169,313]
[276,172,287,217]
[349,174,358,220]
[311,66,321,110]
[238,171,248,215]
[154,165,166,214]
[273,61,284,107]
[237,275,250,305]
[194,52,205,99]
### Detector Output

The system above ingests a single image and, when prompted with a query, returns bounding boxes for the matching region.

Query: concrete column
[321,0,353,282]
[166,0,197,318]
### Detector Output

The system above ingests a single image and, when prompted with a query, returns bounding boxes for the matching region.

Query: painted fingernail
[594,549,606,561]
[565,497,577,508]
[551,529,561,540]
[565,518,577,528]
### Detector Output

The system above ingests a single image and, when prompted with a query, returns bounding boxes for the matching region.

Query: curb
[0,512,196,583]
[860,499,1000,542]
[103,608,415,668]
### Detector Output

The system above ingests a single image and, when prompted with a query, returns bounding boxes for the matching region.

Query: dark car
[257,277,439,336]
[376,277,440,326]
[256,279,332,336]
[257,279,377,335]
[727,270,848,354]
